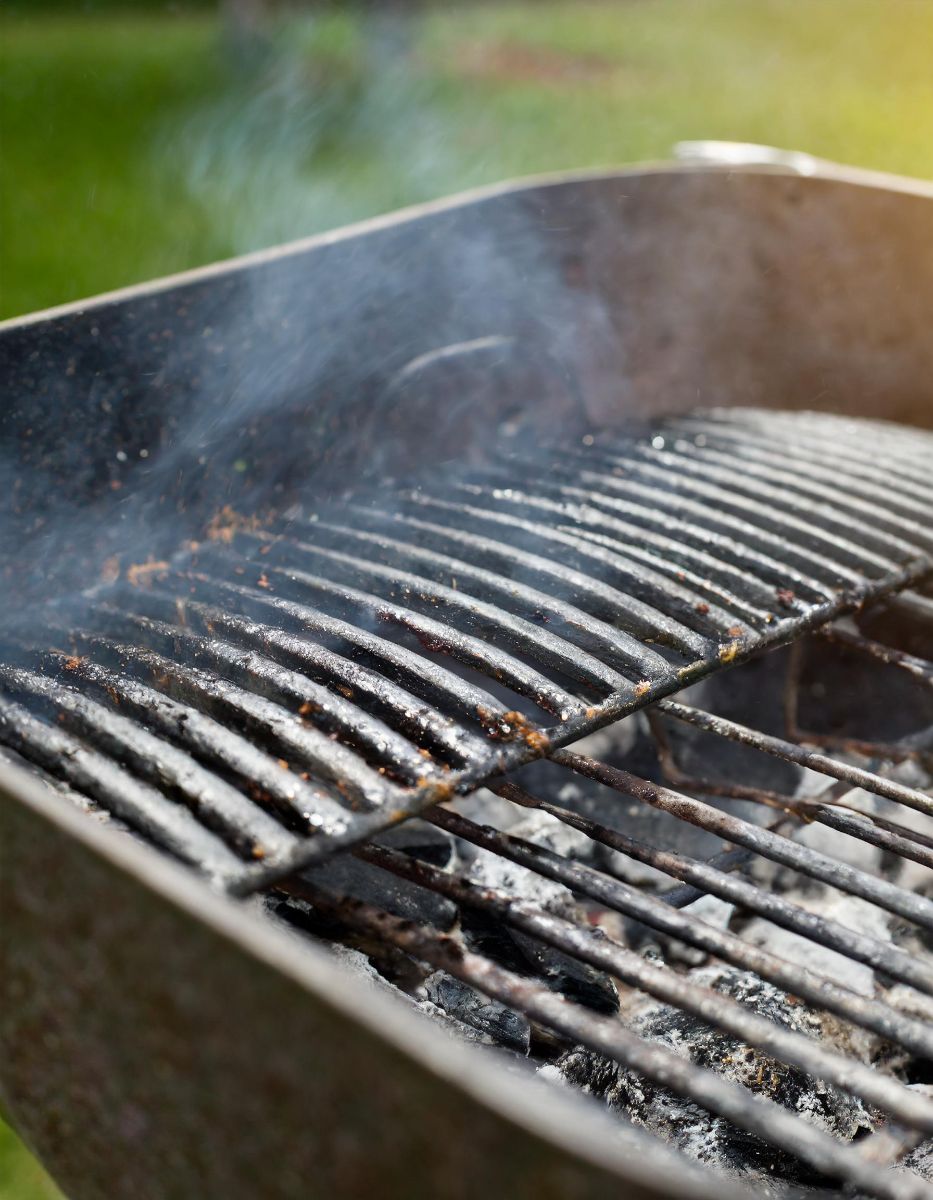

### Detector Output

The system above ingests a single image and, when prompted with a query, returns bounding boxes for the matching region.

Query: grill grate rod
[218,551,585,719]
[0,694,241,878]
[645,722,933,869]
[0,664,294,860]
[356,839,933,1135]
[641,437,933,551]
[377,488,744,645]
[657,700,933,820]
[555,752,933,934]
[44,650,348,835]
[283,878,930,1200]
[351,494,774,627]
[430,805,933,1061]
[174,571,516,730]
[130,584,492,766]
[238,527,681,683]
[492,781,932,995]
[691,412,933,499]
[624,443,932,565]
[820,622,933,688]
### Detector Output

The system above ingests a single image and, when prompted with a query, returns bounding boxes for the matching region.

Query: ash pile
[267,617,933,1194]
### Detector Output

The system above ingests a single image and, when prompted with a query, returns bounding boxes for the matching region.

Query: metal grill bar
[699,411,933,489]
[284,879,930,1200]
[411,485,743,641]
[555,750,933,933]
[269,520,632,691]
[491,780,933,994]
[554,455,870,590]
[510,461,839,604]
[67,625,392,816]
[357,840,933,1134]
[176,571,513,729]
[43,649,347,831]
[429,805,933,1061]
[657,700,933,820]
[138,584,487,765]
[674,423,933,518]
[0,694,241,877]
[89,602,435,784]
[390,491,726,653]
[221,552,584,719]
[0,663,294,859]
[439,474,775,624]
[628,444,933,563]
[247,523,689,676]
[654,440,933,549]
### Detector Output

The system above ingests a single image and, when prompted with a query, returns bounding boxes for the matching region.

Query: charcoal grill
[2,156,933,1200]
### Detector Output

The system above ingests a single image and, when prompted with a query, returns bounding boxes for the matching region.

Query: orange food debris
[126,559,170,587]
[634,680,651,698]
[205,505,261,544]
[257,573,271,590]
[63,655,82,671]
[719,641,739,664]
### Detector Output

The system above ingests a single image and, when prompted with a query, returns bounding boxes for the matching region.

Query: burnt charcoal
[546,967,877,1186]
[420,970,530,1054]
[374,819,459,869]
[461,810,619,1015]
[457,908,617,1016]
[301,852,457,931]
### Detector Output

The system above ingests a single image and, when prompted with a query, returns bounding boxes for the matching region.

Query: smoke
[162,8,504,257]
[0,4,626,652]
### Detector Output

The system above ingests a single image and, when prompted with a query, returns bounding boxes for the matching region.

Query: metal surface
[1,408,931,897]
[2,159,933,1200]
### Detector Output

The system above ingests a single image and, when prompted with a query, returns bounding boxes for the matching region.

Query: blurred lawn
[0,0,930,1193]
[0,1116,63,1200]
[2,0,931,320]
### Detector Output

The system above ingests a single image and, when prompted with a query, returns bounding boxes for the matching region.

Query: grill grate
[1,407,931,887]
[3,406,933,1197]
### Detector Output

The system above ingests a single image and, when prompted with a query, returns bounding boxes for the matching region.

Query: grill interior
[3,405,933,1198]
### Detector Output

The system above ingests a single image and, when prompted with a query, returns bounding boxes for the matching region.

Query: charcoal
[462,809,619,1016]
[458,908,619,1017]
[545,967,877,1186]
[419,970,530,1054]
[373,819,459,869]
[301,852,458,930]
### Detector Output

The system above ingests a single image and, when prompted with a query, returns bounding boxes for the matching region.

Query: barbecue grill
[2,156,932,1200]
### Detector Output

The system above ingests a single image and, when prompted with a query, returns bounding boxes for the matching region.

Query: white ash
[545,966,878,1187]
[464,808,592,919]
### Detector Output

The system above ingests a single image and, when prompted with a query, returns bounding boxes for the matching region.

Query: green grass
[0,1117,63,1200]
[0,1,930,1191]
[2,1,931,319]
